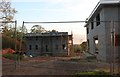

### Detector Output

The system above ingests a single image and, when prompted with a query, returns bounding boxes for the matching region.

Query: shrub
[3,53,24,60]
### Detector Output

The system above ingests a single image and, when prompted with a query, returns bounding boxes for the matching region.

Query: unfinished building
[24,32,73,56]
[85,0,120,62]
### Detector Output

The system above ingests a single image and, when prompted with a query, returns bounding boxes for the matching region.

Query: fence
[1,20,120,75]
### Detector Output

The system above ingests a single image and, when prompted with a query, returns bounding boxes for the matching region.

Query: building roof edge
[85,0,120,27]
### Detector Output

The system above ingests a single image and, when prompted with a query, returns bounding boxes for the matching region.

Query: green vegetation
[3,53,18,60]
[69,57,81,62]
[2,34,26,51]
[0,0,27,51]
[3,53,24,60]
[80,42,87,52]
[68,53,97,62]
[74,42,87,53]
[74,44,81,53]
[74,71,109,75]
[31,25,47,33]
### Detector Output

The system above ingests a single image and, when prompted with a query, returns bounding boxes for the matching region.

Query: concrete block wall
[87,4,120,62]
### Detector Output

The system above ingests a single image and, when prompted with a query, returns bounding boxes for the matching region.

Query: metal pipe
[14,20,17,69]
[19,21,24,52]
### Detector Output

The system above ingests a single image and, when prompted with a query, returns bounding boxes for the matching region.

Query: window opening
[96,14,100,26]
[36,45,38,50]
[29,45,32,50]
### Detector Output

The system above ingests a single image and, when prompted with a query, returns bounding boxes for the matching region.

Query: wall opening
[36,45,38,50]
[45,45,48,52]
[87,39,89,51]
[62,44,66,50]
[91,20,94,29]
[29,45,32,50]
[94,37,99,54]
[96,13,100,26]
[36,36,38,40]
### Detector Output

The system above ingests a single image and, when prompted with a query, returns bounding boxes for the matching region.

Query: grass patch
[69,58,81,62]
[74,71,109,75]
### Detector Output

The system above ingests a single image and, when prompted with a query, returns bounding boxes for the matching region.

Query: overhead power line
[23,21,87,23]
[23,20,120,24]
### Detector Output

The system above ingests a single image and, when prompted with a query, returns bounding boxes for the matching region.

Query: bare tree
[0,0,17,26]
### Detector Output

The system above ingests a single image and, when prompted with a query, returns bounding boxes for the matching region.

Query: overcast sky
[10,0,100,44]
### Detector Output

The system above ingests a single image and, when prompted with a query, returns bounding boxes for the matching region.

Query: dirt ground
[2,56,118,76]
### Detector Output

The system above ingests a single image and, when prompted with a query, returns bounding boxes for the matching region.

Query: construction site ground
[2,56,118,76]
